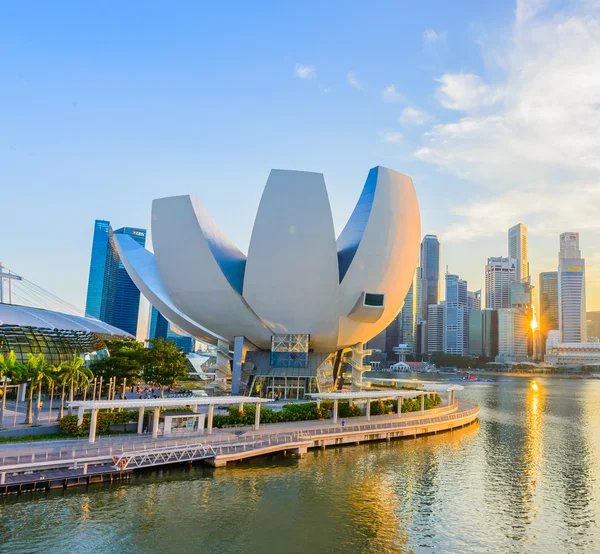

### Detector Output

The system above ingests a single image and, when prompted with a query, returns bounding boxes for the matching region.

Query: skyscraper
[427,303,444,354]
[468,309,498,358]
[508,223,529,281]
[419,235,440,321]
[85,220,146,337]
[558,232,587,343]
[85,220,118,322]
[149,306,196,353]
[485,257,517,309]
[587,311,600,341]
[539,272,559,352]
[497,308,529,361]
[467,290,481,311]
[399,268,419,353]
[444,273,468,355]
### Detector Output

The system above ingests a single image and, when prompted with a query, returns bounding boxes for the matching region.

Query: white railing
[0,401,479,474]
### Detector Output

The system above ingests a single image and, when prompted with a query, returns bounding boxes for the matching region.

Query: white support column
[254,402,261,430]
[366,399,371,421]
[137,407,145,434]
[77,406,84,426]
[316,398,321,409]
[421,394,425,412]
[152,406,160,438]
[207,404,214,434]
[398,397,403,415]
[89,409,98,444]
[239,402,245,414]
[333,398,339,424]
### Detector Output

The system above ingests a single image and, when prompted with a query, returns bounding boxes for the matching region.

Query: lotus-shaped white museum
[114,166,420,393]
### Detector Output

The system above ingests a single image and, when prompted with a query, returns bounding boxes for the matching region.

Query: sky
[1,0,600,312]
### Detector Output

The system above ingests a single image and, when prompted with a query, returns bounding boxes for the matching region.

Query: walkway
[0,400,479,491]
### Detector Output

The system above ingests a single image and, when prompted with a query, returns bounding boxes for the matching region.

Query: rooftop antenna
[0,262,23,305]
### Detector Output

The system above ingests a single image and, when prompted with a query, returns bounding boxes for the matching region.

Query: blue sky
[2,0,600,311]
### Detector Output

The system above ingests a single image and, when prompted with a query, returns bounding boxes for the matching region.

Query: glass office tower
[84,220,146,337]
[419,235,440,321]
[149,306,196,353]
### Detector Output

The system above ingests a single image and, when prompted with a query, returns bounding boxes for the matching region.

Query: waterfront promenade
[0,398,479,494]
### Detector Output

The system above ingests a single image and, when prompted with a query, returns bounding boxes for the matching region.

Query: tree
[55,367,69,420]
[0,351,22,426]
[60,356,92,415]
[22,353,52,425]
[90,340,145,387]
[144,338,189,396]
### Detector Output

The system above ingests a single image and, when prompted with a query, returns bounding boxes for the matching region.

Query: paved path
[0,400,470,467]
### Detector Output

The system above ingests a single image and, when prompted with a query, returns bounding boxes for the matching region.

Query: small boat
[438,367,458,375]
[462,374,479,382]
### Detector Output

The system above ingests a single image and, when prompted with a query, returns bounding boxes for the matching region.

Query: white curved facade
[116,166,420,352]
[244,170,341,352]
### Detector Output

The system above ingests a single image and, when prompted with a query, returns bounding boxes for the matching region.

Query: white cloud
[382,131,403,144]
[381,84,404,103]
[516,0,545,23]
[416,3,600,242]
[423,29,447,45]
[435,73,500,111]
[295,64,316,79]
[347,71,362,89]
[400,107,431,125]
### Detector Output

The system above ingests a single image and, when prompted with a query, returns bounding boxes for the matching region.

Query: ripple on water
[0,379,599,553]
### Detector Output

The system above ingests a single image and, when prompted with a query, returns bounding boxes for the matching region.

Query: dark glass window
[364,293,384,307]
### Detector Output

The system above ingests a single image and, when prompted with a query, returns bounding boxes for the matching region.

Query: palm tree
[55,367,69,420]
[0,351,21,426]
[60,357,92,415]
[23,353,52,425]
[32,361,57,425]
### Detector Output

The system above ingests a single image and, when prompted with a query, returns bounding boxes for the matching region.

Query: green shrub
[59,410,139,436]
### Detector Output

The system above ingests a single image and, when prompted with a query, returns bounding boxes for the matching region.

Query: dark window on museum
[364,293,384,307]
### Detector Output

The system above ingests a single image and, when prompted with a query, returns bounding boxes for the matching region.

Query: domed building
[0,303,131,366]
[114,166,420,396]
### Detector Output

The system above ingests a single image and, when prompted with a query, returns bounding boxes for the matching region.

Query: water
[1,377,599,553]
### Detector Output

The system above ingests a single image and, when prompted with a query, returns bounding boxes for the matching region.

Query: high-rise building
[497,308,529,362]
[508,223,529,281]
[468,309,498,358]
[84,220,146,337]
[468,290,481,311]
[399,268,419,353]
[149,306,197,353]
[485,257,517,309]
[444,273,468,355]
[427,303,444,354]
[539,271,559,353]
[587,311,600,341]
[558,232,587,343]
[85,220,118,322]
[419,235,440,321]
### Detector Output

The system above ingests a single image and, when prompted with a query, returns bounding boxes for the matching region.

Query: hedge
[211,394,441,428]
[59,410,139,437]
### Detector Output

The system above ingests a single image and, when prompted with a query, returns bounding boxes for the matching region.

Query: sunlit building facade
[486,257,517,309]
[558,232,587,343]
[539,271,559,352]
[497,308,529,362]
[508,223,529,282]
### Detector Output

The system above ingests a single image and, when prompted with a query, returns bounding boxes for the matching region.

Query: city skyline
[2,1,600,311]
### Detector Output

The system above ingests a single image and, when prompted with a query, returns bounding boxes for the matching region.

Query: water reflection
[1,380,599,553]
